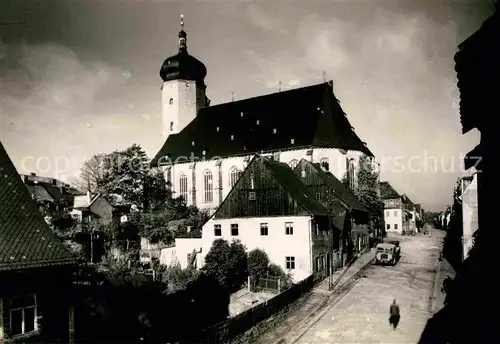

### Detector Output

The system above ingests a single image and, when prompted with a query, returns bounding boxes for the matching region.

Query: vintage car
[386,240,401,259]
[375,243,399,265]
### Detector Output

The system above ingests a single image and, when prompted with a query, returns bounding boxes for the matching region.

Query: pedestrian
[389,299,400,330]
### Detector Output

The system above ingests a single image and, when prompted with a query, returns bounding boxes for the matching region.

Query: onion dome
[159,15,207,88]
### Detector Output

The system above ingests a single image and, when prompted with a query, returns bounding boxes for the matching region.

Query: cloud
[246,5,289,34]
[242,4,477,210]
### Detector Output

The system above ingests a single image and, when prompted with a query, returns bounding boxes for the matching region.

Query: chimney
[52,178,57,186]
[328,80,333,89]
[22,175,29,184]
[87,191,92,204]
[60,186,66,195]
[30,172,36,177]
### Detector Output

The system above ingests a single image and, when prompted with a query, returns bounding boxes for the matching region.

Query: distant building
[70,192,129,225]
[152,16,377,215]
[460,174,478,260]
[0,142,75,343]
[380,181,416,234]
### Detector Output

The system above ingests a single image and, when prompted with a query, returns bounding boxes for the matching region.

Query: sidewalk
[255,248,375,344]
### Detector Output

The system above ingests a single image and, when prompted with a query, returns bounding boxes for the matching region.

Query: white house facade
[201,216,313,283]
[461,173,478,260]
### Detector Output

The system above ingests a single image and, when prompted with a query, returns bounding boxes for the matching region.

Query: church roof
[380,181,401,200]
[0,142,75,271]
[152,82,373,166]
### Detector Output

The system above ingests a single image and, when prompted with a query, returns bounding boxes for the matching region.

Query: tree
[74,153,107,193]
[97,144,150,209]
[201,239,248,292]
[161,265,201,294]
[248,248,270,286]
[353,155,385,237]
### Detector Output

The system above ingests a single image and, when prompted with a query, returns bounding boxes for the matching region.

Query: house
[200,155,339,283]
[159,229,203,269]
[0,142,76,343]
[292,158,370,264]
[380,181,412,234]
[460,174,478,260]
[70,192,128,225]
[402,194,417,233]
[20,173,78,215]
[151,16,377,215]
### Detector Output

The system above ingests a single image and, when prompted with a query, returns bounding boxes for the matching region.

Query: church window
[229,167,241,188]
[289,159,299,169]
[179,173,188,201]
[169,98,173,105]
[203,170,214,203]
[320,158,329,172]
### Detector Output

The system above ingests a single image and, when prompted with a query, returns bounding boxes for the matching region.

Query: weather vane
[180,14,184,28]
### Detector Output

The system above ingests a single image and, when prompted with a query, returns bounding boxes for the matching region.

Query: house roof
[261,157,329,216]
[305,160,368,213]
[152,82,373,165]
[0,142,75,271]
[380,181,400,199]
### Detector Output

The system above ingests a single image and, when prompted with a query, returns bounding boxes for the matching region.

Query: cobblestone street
[294,230,444,344]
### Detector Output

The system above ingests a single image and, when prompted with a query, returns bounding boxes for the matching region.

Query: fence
[249,276,280,293]
[193,275,314,344]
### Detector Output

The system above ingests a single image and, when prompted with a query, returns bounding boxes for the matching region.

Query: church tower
[159,15,210,139]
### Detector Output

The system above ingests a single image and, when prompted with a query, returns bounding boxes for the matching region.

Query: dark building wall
[0,266,72,343]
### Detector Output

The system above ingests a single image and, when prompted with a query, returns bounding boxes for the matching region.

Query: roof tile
[0,142,75,271]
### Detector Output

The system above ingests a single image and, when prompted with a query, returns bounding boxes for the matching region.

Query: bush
[161,265,201,294]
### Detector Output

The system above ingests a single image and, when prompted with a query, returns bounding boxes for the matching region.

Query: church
[152,16,378,214]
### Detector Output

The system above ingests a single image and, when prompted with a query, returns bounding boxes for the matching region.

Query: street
[294,230,444,344]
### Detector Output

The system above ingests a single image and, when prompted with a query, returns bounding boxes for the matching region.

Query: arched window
[320,158,329,172]
[348,159,356,188]
[169,98,174,105]
[289,159,299,169]
[179,173,188,201]
[229,167,241,188]
[203,170,213,203]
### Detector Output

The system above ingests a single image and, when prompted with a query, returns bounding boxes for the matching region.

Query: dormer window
[169,98,174,105]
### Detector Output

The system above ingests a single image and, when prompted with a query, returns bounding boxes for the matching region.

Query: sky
[0,0,495,211]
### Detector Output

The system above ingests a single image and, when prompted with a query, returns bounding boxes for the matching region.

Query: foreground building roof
[0,142,75,271]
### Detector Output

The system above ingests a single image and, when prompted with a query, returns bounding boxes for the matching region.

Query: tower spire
[178,14,187,51]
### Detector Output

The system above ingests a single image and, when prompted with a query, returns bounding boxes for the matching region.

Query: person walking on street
[389,299,400,330]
